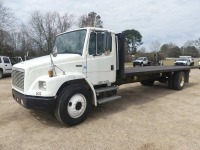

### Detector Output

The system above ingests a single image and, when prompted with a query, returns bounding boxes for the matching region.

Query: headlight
[38,81,47,90]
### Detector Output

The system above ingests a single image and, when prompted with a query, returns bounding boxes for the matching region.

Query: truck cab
[0,56,12,78]
[175,56,194,66]
[133,57,149,67]
[12,27,122,125]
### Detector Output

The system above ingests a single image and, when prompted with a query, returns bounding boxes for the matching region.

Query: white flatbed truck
[12,27,197,126]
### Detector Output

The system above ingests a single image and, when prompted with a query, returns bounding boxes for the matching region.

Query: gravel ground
[0,69,200,150]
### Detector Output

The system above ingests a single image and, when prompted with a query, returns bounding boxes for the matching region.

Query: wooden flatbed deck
[125,66,198,76]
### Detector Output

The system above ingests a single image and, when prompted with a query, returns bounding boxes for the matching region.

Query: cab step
[97,95,121,104]
[95,86,118,94]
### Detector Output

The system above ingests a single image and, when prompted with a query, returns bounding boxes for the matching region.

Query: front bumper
[133,62,142,65]
[12,89,56,111]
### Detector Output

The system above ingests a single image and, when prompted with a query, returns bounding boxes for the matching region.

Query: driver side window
[89,31,111,55]
[89,32,96,55]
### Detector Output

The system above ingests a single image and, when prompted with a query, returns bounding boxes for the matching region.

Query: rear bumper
[12,89,56,111]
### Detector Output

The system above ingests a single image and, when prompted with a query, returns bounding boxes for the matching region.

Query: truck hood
[175,60,187,63]
[13,54,83,70]
[134,60,143,62]
[13,54,84,93]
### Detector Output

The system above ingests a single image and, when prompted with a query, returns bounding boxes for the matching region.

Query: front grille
[175,63,185,66]
[12,69,25,91]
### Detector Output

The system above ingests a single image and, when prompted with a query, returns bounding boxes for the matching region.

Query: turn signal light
[48,69,53,77]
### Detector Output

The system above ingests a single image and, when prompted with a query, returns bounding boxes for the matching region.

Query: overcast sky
[4,0,200,50]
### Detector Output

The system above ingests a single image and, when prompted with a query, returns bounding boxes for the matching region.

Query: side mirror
[103,31,111,51]
[52,46,57,57]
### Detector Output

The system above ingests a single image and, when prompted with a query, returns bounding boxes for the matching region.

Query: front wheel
[54,84,91,126]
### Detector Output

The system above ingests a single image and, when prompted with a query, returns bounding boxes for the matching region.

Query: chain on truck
[12,27,197,126]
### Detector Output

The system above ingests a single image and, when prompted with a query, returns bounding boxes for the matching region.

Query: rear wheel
[173,72,185,90]
[140,79,155,86]
[54,84,92,126]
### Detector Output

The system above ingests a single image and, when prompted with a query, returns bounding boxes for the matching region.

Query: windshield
[54,29,87,55]
[136,57,144,60]
[177,58,187,61]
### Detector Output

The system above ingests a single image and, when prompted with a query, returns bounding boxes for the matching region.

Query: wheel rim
[67,94,87,118]
[179,75,184,87]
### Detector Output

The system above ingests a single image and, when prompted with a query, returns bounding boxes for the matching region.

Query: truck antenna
[93,5,99,29]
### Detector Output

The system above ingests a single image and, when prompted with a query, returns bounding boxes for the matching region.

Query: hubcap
[179,75,184,87]
[67,94,86,118]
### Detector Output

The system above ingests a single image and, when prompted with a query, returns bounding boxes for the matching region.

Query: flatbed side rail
[116,66,197,85]
[124,66,198,76]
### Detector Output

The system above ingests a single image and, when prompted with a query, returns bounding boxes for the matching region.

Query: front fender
[26,73,87,97]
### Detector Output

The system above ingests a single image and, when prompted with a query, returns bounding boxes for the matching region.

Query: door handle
[111,65,114,70]
[5,65,7,66]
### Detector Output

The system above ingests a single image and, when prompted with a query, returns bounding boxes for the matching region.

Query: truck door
[86,31,116,85]
[187,59,190,66]
[144,57,148,65]
[3,57,12,74]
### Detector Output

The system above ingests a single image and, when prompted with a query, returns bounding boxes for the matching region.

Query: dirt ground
[0,69,200,150]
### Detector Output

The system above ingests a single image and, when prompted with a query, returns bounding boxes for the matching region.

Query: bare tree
[149,40,161,52]
[194,38,200,53]
[0,2,15,30]
[57,13,74,33]
[0,2,16,56]
[16,24,35,58]
[26,11,74,56]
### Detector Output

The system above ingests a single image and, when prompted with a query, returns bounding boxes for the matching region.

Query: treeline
[0,2,200,60]
[136,41,200,61]
[0,2,103,58]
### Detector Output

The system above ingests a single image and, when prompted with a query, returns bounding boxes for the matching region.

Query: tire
[140,79,155,86]
[168,74,174,89]
[133,63,135,67]
[54,84,92,126]
[140,63,143,67]
[173,72,185,90]
[0,69,3,79]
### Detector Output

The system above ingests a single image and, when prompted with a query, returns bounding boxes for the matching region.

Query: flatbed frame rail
[116,66,198,85]
[125,66,197,76]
